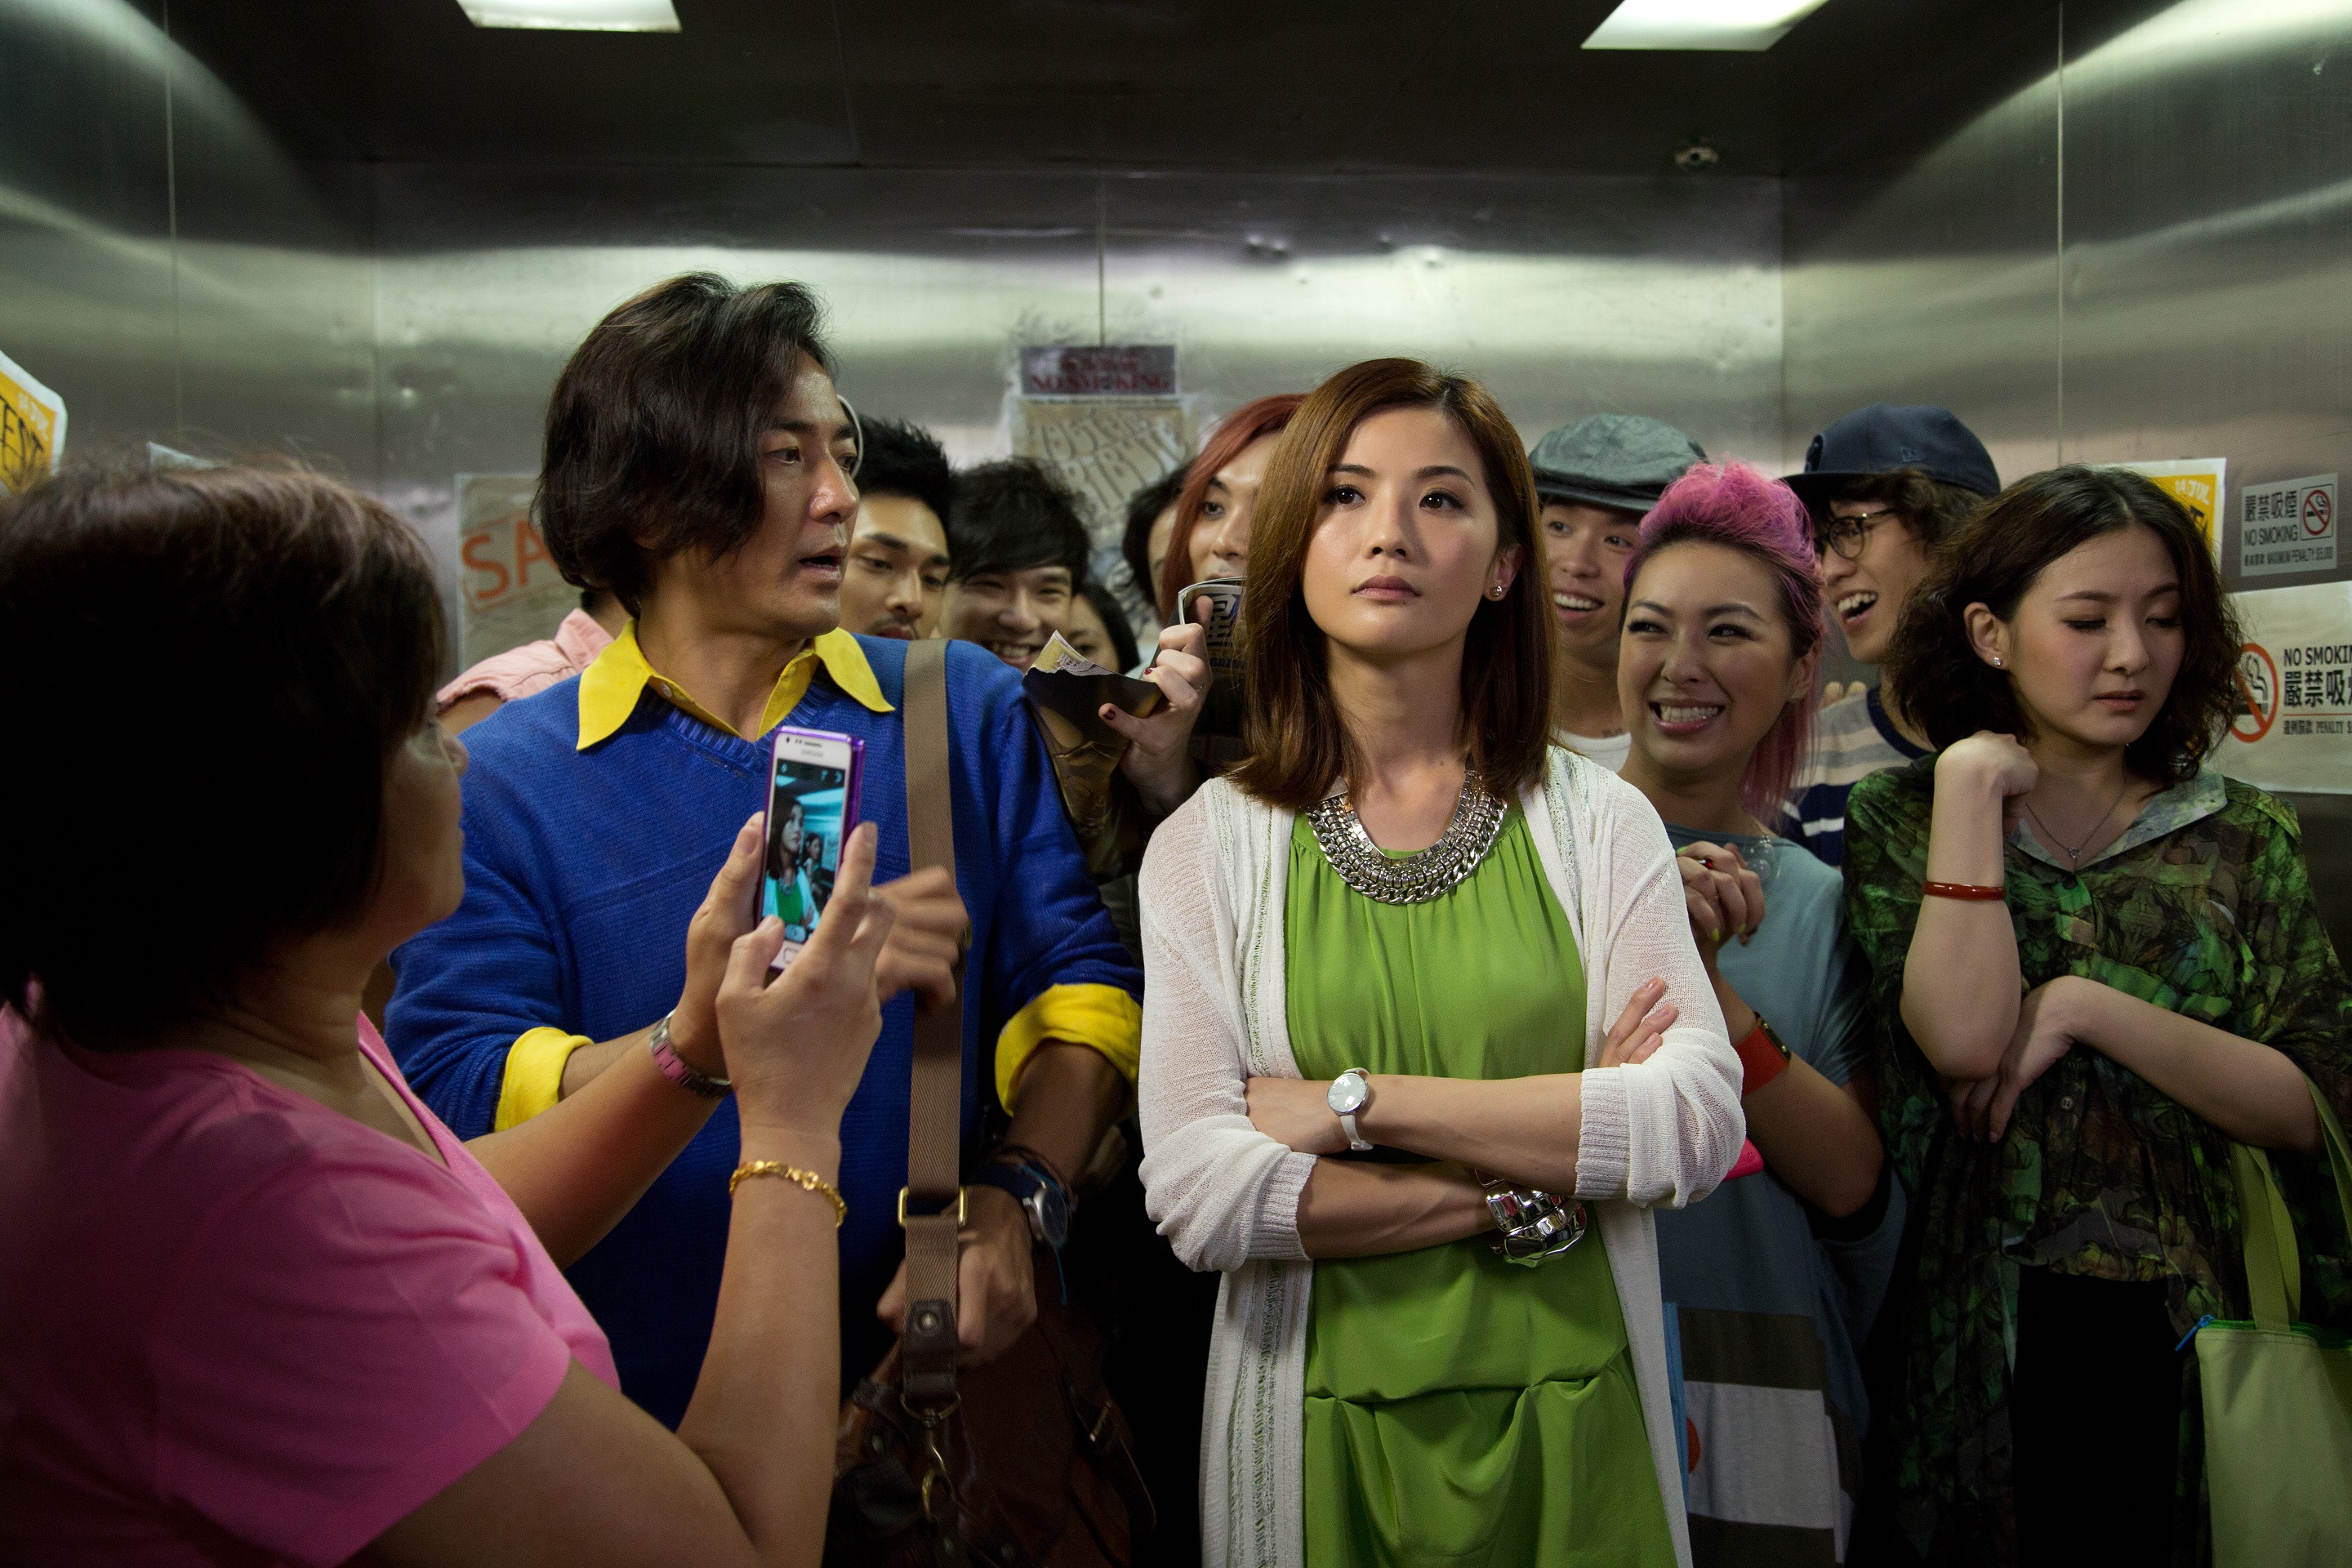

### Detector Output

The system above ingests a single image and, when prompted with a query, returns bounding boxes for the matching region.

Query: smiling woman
[1611,464,1898,1565]
[1137,359,1740,1568]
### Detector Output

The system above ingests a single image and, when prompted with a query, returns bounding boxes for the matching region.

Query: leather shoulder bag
[826,636,1154,1568]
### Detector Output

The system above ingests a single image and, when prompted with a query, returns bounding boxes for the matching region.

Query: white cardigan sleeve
[1568,770,1746,1209]
[1134,795,1315,1272]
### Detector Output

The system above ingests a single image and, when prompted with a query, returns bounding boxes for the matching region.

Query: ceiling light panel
[457,0,680,31]
[1582,0,1833,51]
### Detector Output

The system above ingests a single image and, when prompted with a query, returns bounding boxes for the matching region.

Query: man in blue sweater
[389,274,1143,1424]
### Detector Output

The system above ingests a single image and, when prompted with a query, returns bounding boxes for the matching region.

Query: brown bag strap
[898,637,964,1410]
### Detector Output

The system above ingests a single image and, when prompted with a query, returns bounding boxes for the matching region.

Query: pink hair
[1623,462,1825,825]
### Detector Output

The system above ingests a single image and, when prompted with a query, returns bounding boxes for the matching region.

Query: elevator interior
[4,0,2347,942]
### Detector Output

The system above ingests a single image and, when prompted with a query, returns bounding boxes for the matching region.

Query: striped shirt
[1780,687,1928,866]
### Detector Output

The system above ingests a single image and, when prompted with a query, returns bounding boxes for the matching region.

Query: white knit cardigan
[1135,746,1745,1568]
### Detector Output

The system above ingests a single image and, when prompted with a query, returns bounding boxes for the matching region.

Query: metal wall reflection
[369,163,1787,589]
[0,0,376,473]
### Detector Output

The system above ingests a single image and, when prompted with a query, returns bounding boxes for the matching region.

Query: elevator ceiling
[170,0,2064,179]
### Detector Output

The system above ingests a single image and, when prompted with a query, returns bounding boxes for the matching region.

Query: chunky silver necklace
[1306,771,1507,905]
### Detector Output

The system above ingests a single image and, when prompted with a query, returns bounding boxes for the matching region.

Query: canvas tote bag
[2196,1079,2352,1567]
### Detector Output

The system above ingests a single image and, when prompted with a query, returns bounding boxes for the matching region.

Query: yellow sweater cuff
[493,1027,593,1131]
[994,983,1143,1111]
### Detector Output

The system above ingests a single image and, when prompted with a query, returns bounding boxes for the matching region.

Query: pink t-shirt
[0,1009,617,1566]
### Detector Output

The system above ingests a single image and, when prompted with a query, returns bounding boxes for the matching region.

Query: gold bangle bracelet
[728,1160,847,1227]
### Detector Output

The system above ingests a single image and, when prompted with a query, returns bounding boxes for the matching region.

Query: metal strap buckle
[898,1186,969,1228]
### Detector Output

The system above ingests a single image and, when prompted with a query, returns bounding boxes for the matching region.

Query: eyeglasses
[1818,507,1902,561]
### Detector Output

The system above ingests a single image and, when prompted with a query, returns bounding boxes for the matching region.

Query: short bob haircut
[1884,465,2239,783]
[1232,359,1552,810]
[1624,463,1826,822]
[0,463,443,1045]
[947,458,1092,583]
[1160,393,1305,619]
[539,272,835,615]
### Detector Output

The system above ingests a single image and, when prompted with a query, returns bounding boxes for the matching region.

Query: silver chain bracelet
[1479,1174,1588,1267]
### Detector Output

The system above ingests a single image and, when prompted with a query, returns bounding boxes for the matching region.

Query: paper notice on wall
[1009,394,1193,625]
[1019,345,1178,398]
[454,473,573,667]
[0,348,66,496]
[2238,474,2337,579]
[2216,581,2352,795]
[2117,458,2227,559]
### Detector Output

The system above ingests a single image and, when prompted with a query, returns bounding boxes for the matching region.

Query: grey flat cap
[1528,415,1708,512]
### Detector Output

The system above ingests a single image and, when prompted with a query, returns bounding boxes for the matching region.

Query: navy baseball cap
[1785,403,1998,509]
[1528,415,1708,513]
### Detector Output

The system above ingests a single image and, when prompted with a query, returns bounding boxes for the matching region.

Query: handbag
[2195,1078,2352,1568]
[825,636,1154,1567]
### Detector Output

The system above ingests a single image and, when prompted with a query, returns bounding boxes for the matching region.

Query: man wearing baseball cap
[1528,414,1708,770]
[1782,403,1999,863]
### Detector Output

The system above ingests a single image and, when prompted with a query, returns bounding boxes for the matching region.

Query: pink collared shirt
[0,1008,617,1566]
[436,608,615,714]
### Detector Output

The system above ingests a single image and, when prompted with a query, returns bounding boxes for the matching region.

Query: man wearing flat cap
[1782,402,2000,864]
[1527,414,1708,771]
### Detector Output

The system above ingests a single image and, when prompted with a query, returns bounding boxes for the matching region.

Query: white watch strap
[1339,1110,1370,1152]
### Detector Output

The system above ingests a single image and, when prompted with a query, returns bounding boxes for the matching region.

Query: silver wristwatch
[1325,1067,1374,1152]
[1480,1175,1588,1266]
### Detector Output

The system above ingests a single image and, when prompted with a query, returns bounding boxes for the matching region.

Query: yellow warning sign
[0,349,67,497]
[2117,457,2227,559]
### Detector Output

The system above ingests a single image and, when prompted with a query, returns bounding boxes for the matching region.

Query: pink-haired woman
[1614,463,1900,1566]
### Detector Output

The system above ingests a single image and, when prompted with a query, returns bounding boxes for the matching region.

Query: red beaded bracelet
[1923,880,2006,901]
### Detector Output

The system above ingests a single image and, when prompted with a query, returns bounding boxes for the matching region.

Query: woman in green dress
[1840,466,2352,1565]
[1135,359,1745,1568]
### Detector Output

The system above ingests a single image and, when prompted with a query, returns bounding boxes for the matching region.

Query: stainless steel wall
[6,0,1784,673]
[0,0,376,474]
[369,163,1785,586]
[1783,0,2352,947]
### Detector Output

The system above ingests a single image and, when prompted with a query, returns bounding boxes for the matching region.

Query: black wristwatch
[970,1159,1071,1251]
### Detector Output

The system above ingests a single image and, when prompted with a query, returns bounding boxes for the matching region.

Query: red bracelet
[1732,1017,1791,1096]
[1922,880,2007,901]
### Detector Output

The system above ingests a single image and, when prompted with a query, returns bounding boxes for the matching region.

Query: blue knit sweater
[389,635,1140,1423]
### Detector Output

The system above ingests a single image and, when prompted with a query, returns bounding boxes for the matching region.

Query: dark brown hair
[1821,466,1982,552]
[946,458,1091,583]
[538,273,833,615]
[1885,465,2240,783]
[0,463,444,1045]
[1120,464,1187,609]
[1232,359,1552,810]
[1160,394,1304,618]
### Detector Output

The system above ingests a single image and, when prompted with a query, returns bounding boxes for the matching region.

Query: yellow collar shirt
[574,621,893,750]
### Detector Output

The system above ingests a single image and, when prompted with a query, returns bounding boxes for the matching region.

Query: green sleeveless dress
[1286,805,1677,1568]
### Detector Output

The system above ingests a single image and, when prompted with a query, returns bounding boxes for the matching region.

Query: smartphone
[760,727,865,972]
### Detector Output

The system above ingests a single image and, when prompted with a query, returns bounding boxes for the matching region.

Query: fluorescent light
[1583,0,1833,51]
[457,0,680,30]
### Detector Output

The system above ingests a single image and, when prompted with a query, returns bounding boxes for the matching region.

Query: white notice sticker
[2239,473,2337,578]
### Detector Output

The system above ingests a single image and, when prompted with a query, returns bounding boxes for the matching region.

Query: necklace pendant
[1306,772,1508,906]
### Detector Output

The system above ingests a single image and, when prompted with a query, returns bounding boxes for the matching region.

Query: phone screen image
[760,728,863,968]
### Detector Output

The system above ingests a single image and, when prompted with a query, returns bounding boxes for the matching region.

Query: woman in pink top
[0,464,898,1566]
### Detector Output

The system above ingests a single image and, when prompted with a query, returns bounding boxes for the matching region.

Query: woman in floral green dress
[1839,466,2352,1566]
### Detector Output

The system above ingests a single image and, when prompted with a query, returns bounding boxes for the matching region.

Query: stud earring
[1993,656,2004,668]
[1490,584,1507,599]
